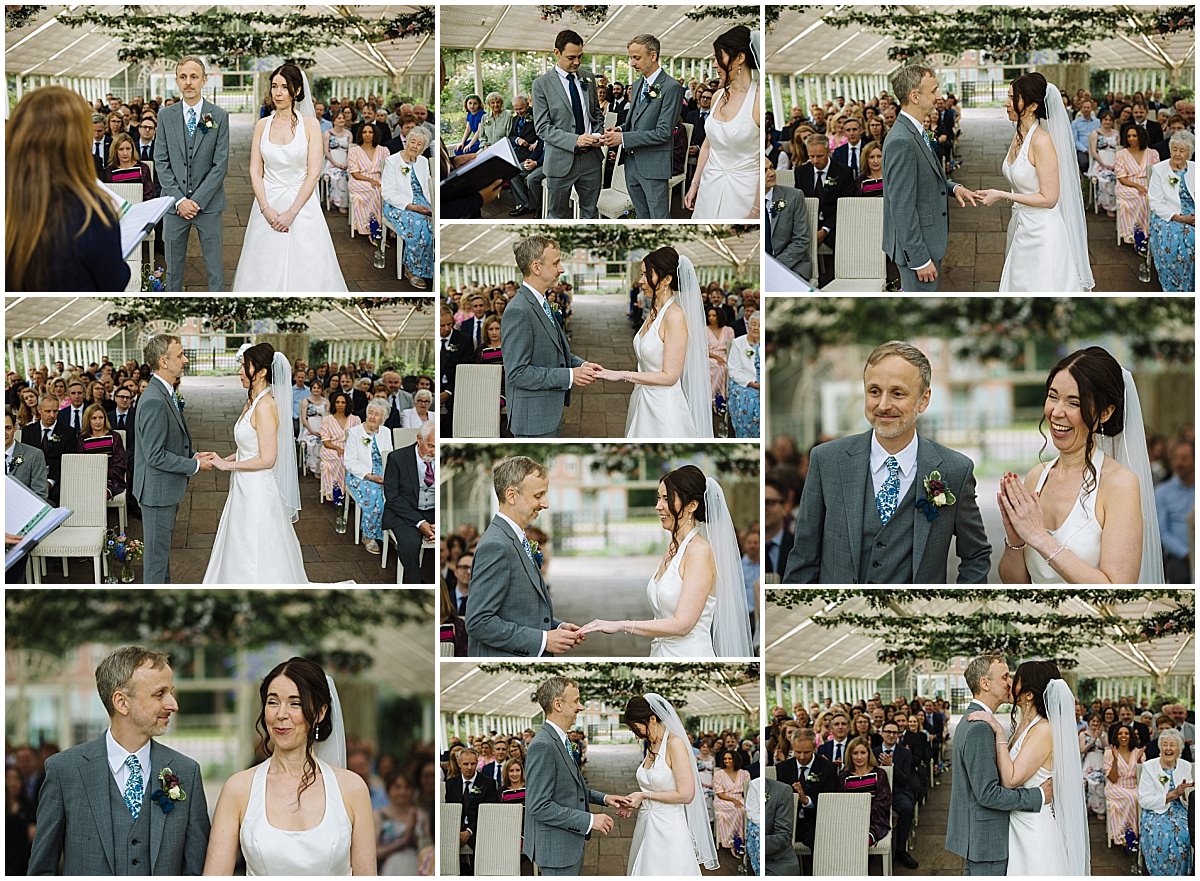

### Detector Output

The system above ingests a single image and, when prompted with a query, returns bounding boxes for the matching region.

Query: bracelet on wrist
[1043,542,1066,564]
[1004,537,1027,551]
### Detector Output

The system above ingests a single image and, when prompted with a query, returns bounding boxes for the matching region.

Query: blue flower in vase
[332,484,344,505]
[368,215,383,247]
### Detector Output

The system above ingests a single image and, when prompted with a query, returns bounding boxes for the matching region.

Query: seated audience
[839,736,892,848]
[103,133,155,202]
[5,411,49,502]
[763,164,811,280]
[76,403,127,500]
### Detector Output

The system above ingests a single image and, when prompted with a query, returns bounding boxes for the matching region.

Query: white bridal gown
[626,298,697,438]
[627,730,702,875]
[203,390,310,583]
[647,528,716,658]
[239,758,352,875]
[998,121,1084,292]
[691,81,759,220]
[232,112,348,292]
[1023,447,1105,583]
[1006,717,1069,875]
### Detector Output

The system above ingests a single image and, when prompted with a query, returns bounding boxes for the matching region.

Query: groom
[133,335,212,584]
[946,654,1052,874]
[881,64,978,292]
[155,55,229,292]
[466,456,584,656]
[782,340,991,583]
[598,34,682,218]
[524,676,628,875]
[28,645,210,874]
[503,235,603,437]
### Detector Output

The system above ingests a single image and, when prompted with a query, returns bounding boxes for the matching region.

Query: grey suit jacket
[9,441,49,502]
[503,284,584,437]
[782,430,991,583]
[523,723,607,870]
[769,184,812,279]
[881,113,961,268]
[132,377,196,508]
[153,99,229,215]
[28,734,211,875]
[763,777,800,875]
[466,515,561,656]
[945,701,1044,864]
[531,68,604,178]
[622,73,683,180]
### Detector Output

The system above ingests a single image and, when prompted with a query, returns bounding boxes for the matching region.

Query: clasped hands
[602,793,638,822]
[545,622,587,654]
[194,451,231,472]
[577,618,623,636]
[953,185,1009,208]
[261,204,298,233]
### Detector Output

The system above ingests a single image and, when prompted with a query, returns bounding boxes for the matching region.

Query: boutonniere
[445,341,458,353]
[469,784,483,797]
[150,767,187,814]
[1169,175,1181,189]
[646,84,660,101]
[202,113,215,131]
[915,470,957,521]
[528,539,545,569]
[807,770,821,785]
[745,347,756,357]
[362,434,373,446]
[47,432,61,444]
[1158,774,1170,786]
[823,175,837,188]
[771,197,787,214]
[12,455,24,467]
[400,164,411,175]
[548,301,563,318]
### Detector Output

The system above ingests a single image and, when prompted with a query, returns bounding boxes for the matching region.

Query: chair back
[776,168,796,189]
[811,792,870,876]
[58,454,108,528]
[392,427,419,449]
[114,429,126,446]
[604,111,617,130]
[805,196,820,279]
[107,181,144,206]
[440,802,463,875]
[832,197,885,281]
[763,572,782,584]
[451,364,502,437]
[763,764,777,780]
[473,803,524,876]
[440,642,457,658]
[879,763,893,788]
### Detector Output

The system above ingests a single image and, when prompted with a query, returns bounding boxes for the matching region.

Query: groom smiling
[783,340,991,583]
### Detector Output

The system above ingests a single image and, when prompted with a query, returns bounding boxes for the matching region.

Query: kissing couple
[30,647,372,875]
[947,655,1089,875]
[524,677,717,875]
[882,64,1092,292]
[504,235,716,439]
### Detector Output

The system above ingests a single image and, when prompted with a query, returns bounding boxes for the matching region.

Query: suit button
[132,859,140,866]
[544,617,550,623]
[876,541,885,548]
[132,839,140,846]
[941,211,947,216]
[872,561,881,568]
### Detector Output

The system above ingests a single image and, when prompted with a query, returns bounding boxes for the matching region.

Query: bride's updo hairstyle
[242,342,276,401]
[268,63,305,111]
[1011,72,1048,147]
[256,657,333,803]
[1009,660,1061,733]
[1040,346,1124,497]
[712,26,756,94]
[622,696,659,741]
[642,246,679,324]
[660,464,707,556]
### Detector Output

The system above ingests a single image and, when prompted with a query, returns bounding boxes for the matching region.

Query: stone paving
[558,293,637,438]
[170,113,421,292]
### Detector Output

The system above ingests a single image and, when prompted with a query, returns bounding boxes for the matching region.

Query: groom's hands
[177,198,201,220]
[599,127,623,147]
[604,793,634,819]
[546,622,586,654]
[194,452,214,471]
[1040,778,1053,805]
[952,184,980,208]
[592,813,615,835]
[572,362,604,388]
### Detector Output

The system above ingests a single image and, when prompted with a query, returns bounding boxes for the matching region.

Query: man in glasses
[135,117,157,161]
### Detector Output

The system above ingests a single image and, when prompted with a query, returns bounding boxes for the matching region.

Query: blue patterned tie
[876,456,901,525]
[522,536,535,562]
[187,107,197,138]
[540,296,556,324]
[123,755,144,820]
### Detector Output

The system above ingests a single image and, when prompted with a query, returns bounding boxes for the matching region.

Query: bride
[203,343,309,583]
[203,657,374,875]
[997,346,1163,583]
[967,661,1090,876]
[684,26,761,220]
[232,64,348,291]
[601,247,713,439]
[578,465,753,658]
[974,73,1093,292]
[621,694,718,876]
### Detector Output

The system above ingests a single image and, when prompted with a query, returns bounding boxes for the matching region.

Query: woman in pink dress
[318,389,361,502]
[1103,723,1145,844]
[705,305,733,412]
[712,750,749,852]
[347,123,389,236]
[1114,125,1158,243]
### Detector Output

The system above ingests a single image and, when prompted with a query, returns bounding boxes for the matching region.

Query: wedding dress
[627,730,702,875]
[203,389,309,583]
[1006,717,1069,876]
[648,528,716,658]
[239,758,352,875]
[232,111,348,292]
[1024,448,1104,583]
[692,80,759,219]
[626,297,697,438]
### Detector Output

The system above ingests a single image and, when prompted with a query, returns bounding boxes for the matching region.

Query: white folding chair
[540,177,581,219]
[108,181,145,292]
[451,364,502,438]
[822,197,886,291]
[440,802,463,876]
[440,641,457,657]
[598,144,635,219]
[869,765,894,875]
[473,803,523,875]
[776,168,796,189]
[391,427,418,449]
[31,454,107,583]
[811,792,871,876]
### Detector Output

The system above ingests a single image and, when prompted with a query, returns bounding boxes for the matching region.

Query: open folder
[442,138,522,201]
[5,476,73,570]
[98,181,174,258]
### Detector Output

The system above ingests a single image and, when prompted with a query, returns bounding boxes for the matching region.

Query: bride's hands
[965,710,1004,736]
[997,471,1025,549]
[623,792,645,811]
[683,188,698,211]
[595,369,624,382]
[973,188,1007,207]
[579,619,623,636]
[998,472,1052,553]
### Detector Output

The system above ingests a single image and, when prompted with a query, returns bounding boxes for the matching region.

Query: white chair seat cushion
[31,526,105,557]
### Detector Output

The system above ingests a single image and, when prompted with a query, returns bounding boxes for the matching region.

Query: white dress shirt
[870,433,919,504]
[106,729,151,795]
[554,67,593,135]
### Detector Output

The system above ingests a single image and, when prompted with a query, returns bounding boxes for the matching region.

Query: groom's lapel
[188,100,207,157]
[79,735,117,873]
[837,431,871,575]
[152,375,188,440]
[545,724,585,789]
[520,286,566,356]
[911,435,942,578]
[911,117,944,181]
[148,740,166,872]
[495,515,550,606]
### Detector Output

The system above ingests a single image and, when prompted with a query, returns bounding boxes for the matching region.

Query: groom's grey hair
[535,676,578,714]
[175,55,207,75]
[96,645,171,717]
[865,341,932,393]
[890,64,933,108]
[964,653,1005,697]
[493,455,547,501]
[143,334,181,373]
[628,34,661,58]
[514,235,558,276]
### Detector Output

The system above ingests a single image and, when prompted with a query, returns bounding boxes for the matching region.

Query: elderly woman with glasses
[1138,728,1193,874]
[399,389,434,428]
[381,127,434,289]
[343,397,394,555]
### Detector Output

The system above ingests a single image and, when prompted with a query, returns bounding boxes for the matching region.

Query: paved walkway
[172,113,420,292]
[939,107,1154,292]
[30,375,402,584]
[577,742,740,875]
[559,293,636,438]
[547,555,659,656]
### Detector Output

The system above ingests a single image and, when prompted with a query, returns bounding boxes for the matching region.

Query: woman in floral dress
[727,313,760,438]
[323,107,354,213]
[381,129,434,288]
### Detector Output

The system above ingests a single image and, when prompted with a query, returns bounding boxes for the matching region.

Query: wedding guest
[348,122,389,236]
[5,763,36,875]
[1155,439,1194,582]
[16,387,40,427]
[876,720,918,868]
[439,579,468,657]
[6,87,130,291]
[866,115,888,147]
[21,395,77,504]
[1104,723,1145,844]
[1138,729,1193,875]
[324,107,354,213]
[300,379,330,476]
[399,390,434,429]
[1072,98,1102,172]
[104,133,156,202]
[696,738,717,820]
[382,420,436,584]
[712,750,749,854]
[375,771,426,875]
[856,142,885,196]
[832,117,868,176]
[1080,714,1109,817]
[319,390,360,503]
[454,95,485,156]
[134,117,158,161]
[478,93,512,150]
[1088,110,1121,217]
[76,403,126,500]
[1115,124,1159,245]
[1152,116,1189,161]
[345,398,394,555]
[381,128,434,290]
[500,757,526,803]
[727,313,760,438]
[1148,131,1195,292]
[852,713,881,752]
[5,411,49,503]
[706,306,733,413]
[1146,713,1195,762]
[839,736,892,847]
[445,747,498,873]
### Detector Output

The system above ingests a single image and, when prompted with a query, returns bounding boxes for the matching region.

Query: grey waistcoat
[109,776,152,875]
[859,473,919,583]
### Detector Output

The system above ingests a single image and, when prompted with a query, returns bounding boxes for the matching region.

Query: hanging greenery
[684,6,762,28]
[440,442,761,478]
[59,7,433,68]
[103,297,431,334]
[5,5,45,31]
[521,223,757,264]
[763,6,810,31]
[767,587,1194,609]
[535,6,613,27]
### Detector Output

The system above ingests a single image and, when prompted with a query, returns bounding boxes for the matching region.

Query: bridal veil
[704,476,754,657]
[1044,84,1094,292]
[1046,679,1090,875]
[644,693,718,870]
[676,256,715,439]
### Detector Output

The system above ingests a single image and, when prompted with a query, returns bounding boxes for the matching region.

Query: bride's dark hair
[1039,346,1124,497]
[642,246,680,325]
[1009,660,1060,734]
[242,343,275,402]
[712,26,755,95]
[660,465,707,556]
[256,657,333,804]
[1011,72,1048,149]
[268,63,306,129]
[622,696,659,742]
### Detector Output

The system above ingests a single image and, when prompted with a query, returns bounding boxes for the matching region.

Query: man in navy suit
[876,721,919,868]
[831,117,870,177]
[457,294,491,355]
[763,477,795,578]
[775,728,838,860]
[22,395,78,505]
[446,747,499,874]
[55,381,87,434]
[382,423,436,585]
[815,712,851,766]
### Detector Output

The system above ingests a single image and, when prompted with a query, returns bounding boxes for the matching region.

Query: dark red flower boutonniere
[202,113,215,131]
[915,470,957,521]
[150,767,187,814]
[646,84,660,100]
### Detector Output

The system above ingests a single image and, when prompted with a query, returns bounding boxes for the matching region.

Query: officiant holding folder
[5,86,131,291]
